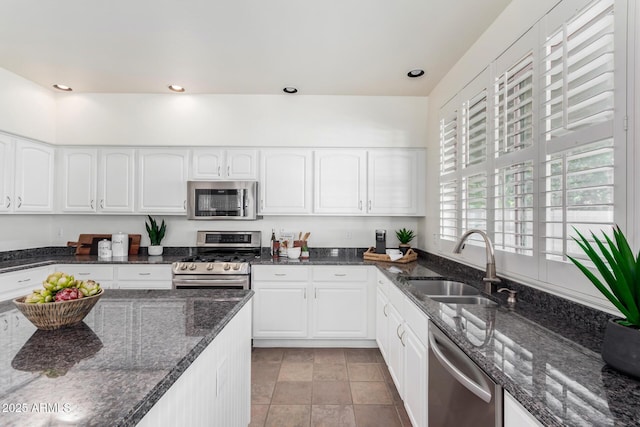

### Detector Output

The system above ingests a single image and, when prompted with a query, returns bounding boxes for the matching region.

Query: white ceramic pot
[148,245,163,256]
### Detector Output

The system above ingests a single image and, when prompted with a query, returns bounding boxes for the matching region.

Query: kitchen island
[0,288,253,427]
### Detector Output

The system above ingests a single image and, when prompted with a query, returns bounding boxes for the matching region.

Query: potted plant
[395,228,415,255]
[145,215,166,256]
[568,225,640,379]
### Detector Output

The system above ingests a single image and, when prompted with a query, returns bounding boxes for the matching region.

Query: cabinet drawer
[117,265,171,281]
[387,281,405,312]
[376,272,391,295]
[312,266,368,282]
[56,264,114,281]
[252,266,309,282]
[0,266,51,302]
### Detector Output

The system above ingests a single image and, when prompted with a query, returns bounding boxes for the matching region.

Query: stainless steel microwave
[187,181,260,220]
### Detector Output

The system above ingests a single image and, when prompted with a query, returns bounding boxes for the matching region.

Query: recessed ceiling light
[283,87,298,94]
[53,84,72,91]
[407,69,425,78]
[168,84,185,93]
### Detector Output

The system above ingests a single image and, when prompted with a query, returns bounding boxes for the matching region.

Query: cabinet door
[386,304,404,397]
[14,140,54,212]
[252,283,308,338]
[226,149,257,179]
[138,149,189,213]
[376,288,390,362]
[259,149,312,214]
[403,325,428,427]
[99,148,135,212]
[311,283,368,338]
[504,392,543,427]
[60,148,98,212]
[367,149,421,215]
[190,149,224,179]
[0,135,13,212]
[314,150,366,214]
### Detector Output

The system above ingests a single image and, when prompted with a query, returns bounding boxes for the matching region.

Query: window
[437,0,625,308]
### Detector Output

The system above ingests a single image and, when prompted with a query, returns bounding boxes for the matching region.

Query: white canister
[111,232,129,258]
[98,239,112,259]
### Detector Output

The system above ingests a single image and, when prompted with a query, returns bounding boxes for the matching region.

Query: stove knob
[180,263,188,270]
[206,263,214,271]
[232,263,241,270]
[188,263,197,270]
[223,263,230,271]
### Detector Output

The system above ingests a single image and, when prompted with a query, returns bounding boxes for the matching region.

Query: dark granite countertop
[0,288,253,427]
[2,247,640,425]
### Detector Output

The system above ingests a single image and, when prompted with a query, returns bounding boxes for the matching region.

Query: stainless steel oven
[172,231,261,290]
[187,181,259,220]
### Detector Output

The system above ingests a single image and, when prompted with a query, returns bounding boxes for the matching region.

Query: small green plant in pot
[568,225,640,379]
[145,215,166,256]
[395,228,415,255]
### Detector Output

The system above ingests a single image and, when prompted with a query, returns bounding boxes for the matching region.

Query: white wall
[0,68,56,143]
[0,216,53,251]
[55,93,428,148]
[47,215,420,249]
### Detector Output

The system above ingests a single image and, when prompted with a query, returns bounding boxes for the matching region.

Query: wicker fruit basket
[13,290,104,330]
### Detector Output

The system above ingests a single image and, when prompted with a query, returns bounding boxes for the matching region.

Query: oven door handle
[173,278,249,287]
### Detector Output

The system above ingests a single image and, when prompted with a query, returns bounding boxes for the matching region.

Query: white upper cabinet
[59,148,98,212]
[137,149,189,213]
[14,140,54,212]
[314,150,367,214]
[367,149,424,215]
[0,135,14,213]
[259,149,312,214]
[191,149,257,180]
[99,148,136,213]
[59,148,135,213]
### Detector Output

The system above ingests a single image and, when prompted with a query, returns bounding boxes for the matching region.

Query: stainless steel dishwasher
[428,320,502,426]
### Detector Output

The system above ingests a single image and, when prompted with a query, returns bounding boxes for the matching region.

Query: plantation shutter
[463,90,488,167]
[440,181,458,241]
[541,0,617,264]
[440,111,458,175]
[494,161,534,255]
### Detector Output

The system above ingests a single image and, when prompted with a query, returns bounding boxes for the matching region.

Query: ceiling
[0,0,512,96]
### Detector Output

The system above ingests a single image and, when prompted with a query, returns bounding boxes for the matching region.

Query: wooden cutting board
[67,234,141,255]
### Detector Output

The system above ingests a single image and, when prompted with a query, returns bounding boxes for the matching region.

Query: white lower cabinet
[116,264,172,289]
[251,265,374,342]
[377,271,428,427]
[504,391,543,427]
[0,266,53,301]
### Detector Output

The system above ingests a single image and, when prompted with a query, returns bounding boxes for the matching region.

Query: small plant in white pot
[395,228,415,255]
[568,225,640,379]
[145,215,166,256]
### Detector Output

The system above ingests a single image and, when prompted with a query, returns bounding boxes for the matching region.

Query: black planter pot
[399,244,410,255]
[601,318,640,379]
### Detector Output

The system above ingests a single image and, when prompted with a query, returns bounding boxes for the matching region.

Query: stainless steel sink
[407,279,480,296]
[428,295,498,306]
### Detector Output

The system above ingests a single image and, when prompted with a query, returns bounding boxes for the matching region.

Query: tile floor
[250,347,412,427]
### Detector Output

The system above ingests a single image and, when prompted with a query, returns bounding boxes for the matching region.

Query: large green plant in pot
[568,225,640,378]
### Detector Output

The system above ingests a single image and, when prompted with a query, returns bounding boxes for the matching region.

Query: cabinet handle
[183,200,187,209]
[274,273,286,276]
[383,304,388,317]
[139,272,151,276]
[227,166,230,176]
[368,200,372,210]
[3,318,9,331]
[261,199,264,210]
[218,166,221,176]
[100,199,104,209]
[359,200,362,210]
[78,272,91,276]
[396,323,403,339]
[17,196,22,208]
[5,196,10,208]
[18,278,31,283]
[314,288,317,299]
[90,199,94,209]
[304,288,307,299]
[334,273,346,277]
[400,331,406,347]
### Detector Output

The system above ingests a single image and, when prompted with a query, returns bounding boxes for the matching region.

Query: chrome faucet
[453,229,501,293]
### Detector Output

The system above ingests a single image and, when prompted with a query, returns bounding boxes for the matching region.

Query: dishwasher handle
[428,329,492,403]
